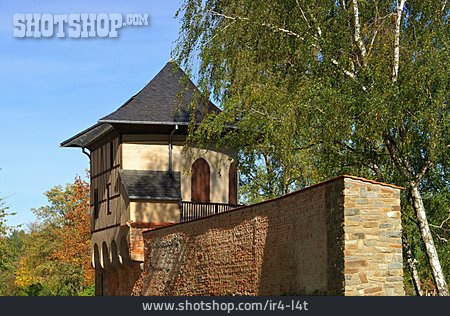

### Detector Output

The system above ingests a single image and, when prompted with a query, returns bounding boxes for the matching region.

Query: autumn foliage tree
[14,175,93,295]
[53,177,94,285]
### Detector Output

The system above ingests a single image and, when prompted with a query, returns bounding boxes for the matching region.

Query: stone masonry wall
[343,178,404,295]
[132,175,404,296]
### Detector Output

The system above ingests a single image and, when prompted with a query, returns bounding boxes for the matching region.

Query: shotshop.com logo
[13,13,149,38]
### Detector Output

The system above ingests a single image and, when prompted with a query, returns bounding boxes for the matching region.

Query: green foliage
[0,196,9,271]
[0,230,25,295]
[78,284,95,296]
[0,197,8,237]
[31,183,79,226]
[0,176,93,296]
[175,0,449,294]
[17,283,50,296]
[402,182,450,295]
[14,178,93,296]
[15,223,80,295]
[0,191,24,296]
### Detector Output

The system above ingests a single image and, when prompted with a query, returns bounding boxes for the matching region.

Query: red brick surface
[134,179,346,295]
[98,176,404,296]
[96,262,141,296]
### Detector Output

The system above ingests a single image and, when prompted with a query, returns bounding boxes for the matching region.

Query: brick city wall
[132,175,404,296]
[130,222,175,261]
[97,262,141,296]
[95,222,175,296]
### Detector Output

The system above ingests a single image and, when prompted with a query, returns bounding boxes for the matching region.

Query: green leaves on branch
[175,0,449,294]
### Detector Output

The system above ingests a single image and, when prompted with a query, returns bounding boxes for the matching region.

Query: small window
[106,183,111,215]
[109,142,114,169]
[94,188,99,219]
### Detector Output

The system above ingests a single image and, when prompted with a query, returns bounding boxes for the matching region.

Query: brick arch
[110,240,119,267]
[191,158,210,202]
[101,241,109,269]
[119,235,131,265]
[92,243,101,270]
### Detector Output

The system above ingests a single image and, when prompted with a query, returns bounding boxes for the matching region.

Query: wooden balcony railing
[180,201,240,222]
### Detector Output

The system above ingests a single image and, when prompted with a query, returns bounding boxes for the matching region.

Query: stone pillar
[342,177,404,296]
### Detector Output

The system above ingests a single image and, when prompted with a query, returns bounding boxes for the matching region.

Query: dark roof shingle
[98,61,219,125]
[119,170,181,200]
[60,123,114,148]
[61,61,220,148]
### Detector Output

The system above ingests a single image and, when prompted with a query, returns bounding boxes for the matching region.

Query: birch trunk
[385,136,448,296]
[390,0,448,295]
[392,0,406,82]
[410,184,449,296]
[351,0,367,66]
[403,237,424,296]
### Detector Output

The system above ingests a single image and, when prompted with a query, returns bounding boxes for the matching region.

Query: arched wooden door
[191,158,210,202]
[228,161,238,205]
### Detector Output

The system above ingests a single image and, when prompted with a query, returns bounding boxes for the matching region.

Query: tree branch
[416,155,431,183]
[431,229,449,243]
[383,133,414,179]
[295,0,311,30]
[205,8,366,91]
[352,0,367,66]
[367,13,395,58]
[403,235,424,296]
[430,212,450,230]
[392,0,407,83]
[292,143,318,151]
[371,163,384,182]
[205,9,305,40]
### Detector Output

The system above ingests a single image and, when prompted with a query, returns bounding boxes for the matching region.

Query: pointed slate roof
[61,61,220,148]
[98,61,220,125]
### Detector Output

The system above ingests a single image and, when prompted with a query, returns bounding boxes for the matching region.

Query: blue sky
[0,0,183,227]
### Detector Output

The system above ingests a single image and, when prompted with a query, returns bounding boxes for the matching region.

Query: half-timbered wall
[90,137,132,280]
[90,137,128,230]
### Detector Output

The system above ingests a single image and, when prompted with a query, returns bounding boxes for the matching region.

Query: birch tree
[175,0,449,295]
